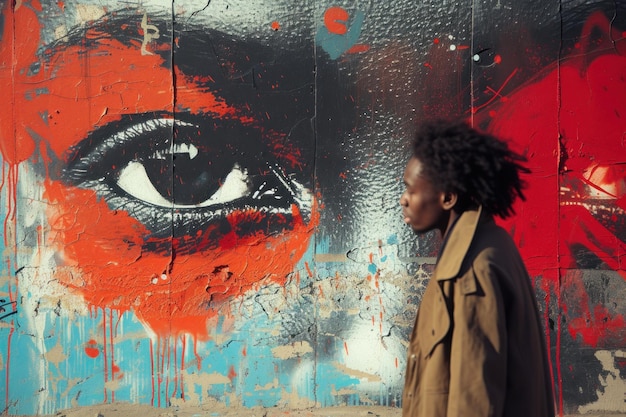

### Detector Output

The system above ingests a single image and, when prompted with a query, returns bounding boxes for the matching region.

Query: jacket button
[410,354,416,359]
[431,329,435,335]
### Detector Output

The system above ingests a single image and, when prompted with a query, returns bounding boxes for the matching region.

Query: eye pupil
[142,154,231,206]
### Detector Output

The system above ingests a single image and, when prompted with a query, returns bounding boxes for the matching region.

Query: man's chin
[410,225,424,234]
[410,224,435,235]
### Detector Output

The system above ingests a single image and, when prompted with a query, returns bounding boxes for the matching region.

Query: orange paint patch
[0,4,241,165]
[44,180,318,339]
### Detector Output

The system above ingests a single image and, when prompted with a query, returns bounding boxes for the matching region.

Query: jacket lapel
[434,207,482,281]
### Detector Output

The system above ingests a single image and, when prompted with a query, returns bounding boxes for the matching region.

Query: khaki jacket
[402,208,555,417]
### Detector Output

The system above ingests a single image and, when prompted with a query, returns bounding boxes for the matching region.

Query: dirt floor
[11,404,626,417]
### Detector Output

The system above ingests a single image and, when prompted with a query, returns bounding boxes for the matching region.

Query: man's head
[401,156,455,235]
[400,120,529,234]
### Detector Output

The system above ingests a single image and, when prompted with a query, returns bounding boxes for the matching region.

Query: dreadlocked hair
[412,120,530,219]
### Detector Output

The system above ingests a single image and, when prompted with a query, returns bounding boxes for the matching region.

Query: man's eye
[117,160,252,208]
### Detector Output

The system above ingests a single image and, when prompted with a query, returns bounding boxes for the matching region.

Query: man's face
[400,157,447,234]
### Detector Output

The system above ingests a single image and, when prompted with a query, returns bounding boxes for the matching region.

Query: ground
[11,405,626,417]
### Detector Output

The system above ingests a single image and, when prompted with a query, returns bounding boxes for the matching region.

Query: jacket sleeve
[446,259,508,417]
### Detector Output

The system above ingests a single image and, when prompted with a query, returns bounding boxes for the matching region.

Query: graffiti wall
[0,0,625,415]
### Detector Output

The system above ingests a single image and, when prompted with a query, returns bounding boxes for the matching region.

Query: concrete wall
[0,0,625,415]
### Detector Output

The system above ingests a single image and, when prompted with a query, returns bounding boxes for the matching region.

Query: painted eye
[117,159,252,208]
[61,113,313,248]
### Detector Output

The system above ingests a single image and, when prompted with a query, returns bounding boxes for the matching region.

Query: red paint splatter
[228,365,237,380]
[84,339,100,358]
[324,6,349,35]
[562,270,626,348]
[346,44,370,54]
[472,68,519,115]
[318,284,325,298]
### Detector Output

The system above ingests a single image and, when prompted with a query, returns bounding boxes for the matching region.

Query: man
[400,120,555,417]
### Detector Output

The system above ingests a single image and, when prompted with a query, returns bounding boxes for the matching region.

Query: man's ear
[440,192,457,211]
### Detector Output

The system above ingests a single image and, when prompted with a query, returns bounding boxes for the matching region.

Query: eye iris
[141,150,233,206]
[175,153,232,205]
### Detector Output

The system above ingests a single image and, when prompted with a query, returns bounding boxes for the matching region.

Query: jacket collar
[434,206,485,281]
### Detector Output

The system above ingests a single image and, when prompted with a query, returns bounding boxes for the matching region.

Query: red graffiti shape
[484,11,626,347]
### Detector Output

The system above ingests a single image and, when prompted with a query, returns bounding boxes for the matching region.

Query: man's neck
[441,209,461,239]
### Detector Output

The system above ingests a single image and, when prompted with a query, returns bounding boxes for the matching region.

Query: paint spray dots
[472,48,502,66]
[434,34,469,52]
[448,34,457,51]
[150,273,169,284]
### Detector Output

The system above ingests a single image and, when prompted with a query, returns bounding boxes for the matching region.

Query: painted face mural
[2,0,626,415]
[0,4,317,338]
